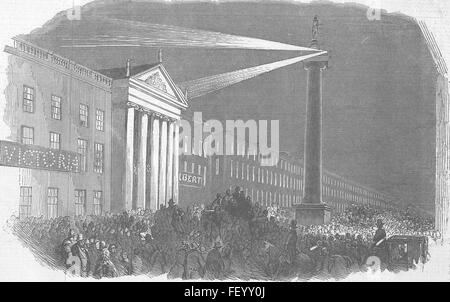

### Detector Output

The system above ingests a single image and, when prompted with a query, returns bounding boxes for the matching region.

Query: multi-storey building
[3,37,113,217]
[3,38,188,217]
[178,153,210,207]
[208,152,394,214]
[417,21,450,238]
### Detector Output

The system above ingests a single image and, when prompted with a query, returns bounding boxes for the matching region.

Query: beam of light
[59,16,320,52]
[177,51,327,99]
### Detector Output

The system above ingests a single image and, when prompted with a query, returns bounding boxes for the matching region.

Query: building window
[23,86,34,113]
[215,158,220,175]
[94,142,104,174]
[77,139,88,172]
[19,186,32,218]
[95,109,104,131]
[74,189,86,216]
[51,95,61,120]
[47,188,58,219]
[93,191,103,215]
[21,126,34,145]
[79,103,89,127]
[49,132,61,150]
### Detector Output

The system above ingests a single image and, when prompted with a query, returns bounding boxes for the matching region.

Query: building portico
[105,60,188,212]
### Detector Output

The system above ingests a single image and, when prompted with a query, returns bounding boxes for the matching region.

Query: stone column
[150,116,160,211]
[295,52,331,226]
[173,122,180,204]
[137,112,148,210]
[125,106,135,211]
[166,121,174,202]
[145,115,153,210]
[159,120,168,206]
[303,59,326,204]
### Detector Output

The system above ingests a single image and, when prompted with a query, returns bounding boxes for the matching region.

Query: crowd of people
[8,186,437,280]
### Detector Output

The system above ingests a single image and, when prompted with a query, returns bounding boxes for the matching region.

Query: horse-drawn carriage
[367,235,429,272]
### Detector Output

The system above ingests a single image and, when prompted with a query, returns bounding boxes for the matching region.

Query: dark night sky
[24,0,437,212]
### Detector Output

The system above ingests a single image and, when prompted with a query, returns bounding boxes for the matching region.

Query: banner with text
[179,171,203,188]
[0,140,80,173]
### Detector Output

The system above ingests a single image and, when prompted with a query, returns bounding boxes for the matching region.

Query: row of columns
[125,103,179,211]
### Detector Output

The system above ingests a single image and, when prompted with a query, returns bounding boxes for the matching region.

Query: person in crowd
[221,190,232,210]
[286,220,298,264]
[63,243,81,276]
[372,219,387,263]
[232,186,241,201]
[212,194,222,208]
[71,234,90,277]
[94,241,118,278]
[62,229,77,248]
[204,240,225,279]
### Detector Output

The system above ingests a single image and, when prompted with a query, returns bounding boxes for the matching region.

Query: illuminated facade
[208,152,394,214]
[100,61,188,213]
[3,38,189,217]
[417,20,450,238]
[177,120,396,213]
[3,38,113,217]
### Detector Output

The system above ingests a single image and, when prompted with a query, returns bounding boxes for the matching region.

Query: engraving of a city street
[0,0,449,282]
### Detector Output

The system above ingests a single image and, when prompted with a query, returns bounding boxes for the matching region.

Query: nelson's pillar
[295,16,331,225]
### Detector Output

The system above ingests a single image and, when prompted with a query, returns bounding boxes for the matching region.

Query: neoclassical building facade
[100,60,188,213]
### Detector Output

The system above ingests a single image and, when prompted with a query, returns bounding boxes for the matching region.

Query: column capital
[126,101,140,110]
[125,103,176,121]
[159,115,177,123]
[303,52,330,70]
[151,112,165,120]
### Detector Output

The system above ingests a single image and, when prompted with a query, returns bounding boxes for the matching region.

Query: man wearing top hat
[286,220,298,264]
[372,219,387,263]
[372,219,387,247]
[71,233,90,277]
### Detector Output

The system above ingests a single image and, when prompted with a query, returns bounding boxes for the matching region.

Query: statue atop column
[310,15,320,49]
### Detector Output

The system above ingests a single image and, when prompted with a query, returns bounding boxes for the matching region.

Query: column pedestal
[294,203,331,226]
